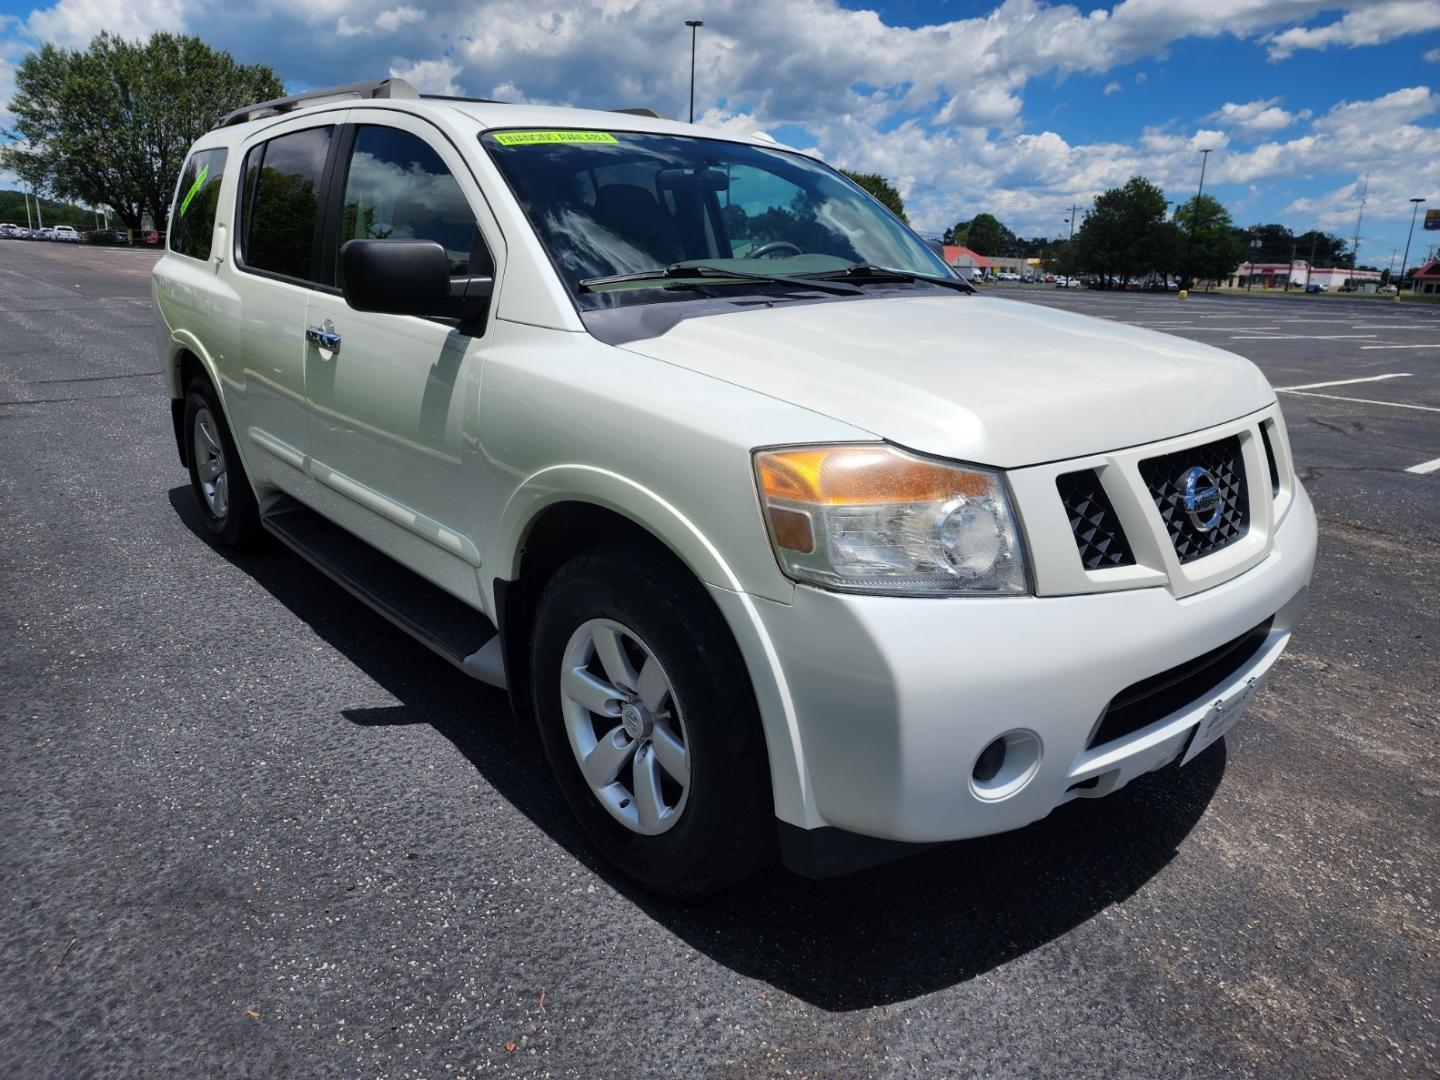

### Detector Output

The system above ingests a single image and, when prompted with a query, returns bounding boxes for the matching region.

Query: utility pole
[23,191,33,230]
[685,20,703,124]
[1247,236,1261,292]
[1306,232,1317,291]
[1348,172,1368,290]
[1183,148,1212,289]
[1398,197,1424,294]
[34,189,43,229]
[1285,242,1296,293]
[1065,204,1081,242]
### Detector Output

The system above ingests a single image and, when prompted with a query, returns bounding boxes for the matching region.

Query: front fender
[492,465,820,830]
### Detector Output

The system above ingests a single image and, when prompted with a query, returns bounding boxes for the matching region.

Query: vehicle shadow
[169,486,1225,1011]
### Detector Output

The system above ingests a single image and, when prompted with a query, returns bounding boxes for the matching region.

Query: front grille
[1087,616,1274,749]
[1139,435,1248,563]
[1057,470,1134,570]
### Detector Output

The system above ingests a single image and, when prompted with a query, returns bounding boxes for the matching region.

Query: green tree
[839,170,908,224]
[942,220,968,246]
[1243,222,1295,263]
[2,33,282,230]
[1176,194,1245,287]
[1072,176,1177,283]
[962,213,1015,256]
[1293,229,1348,267]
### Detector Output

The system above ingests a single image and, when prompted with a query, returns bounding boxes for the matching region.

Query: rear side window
[335,125,489,279]
[239,126,334,282]
[169,148,228,260]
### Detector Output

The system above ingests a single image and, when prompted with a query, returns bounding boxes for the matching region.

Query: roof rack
[420,93,505,104]
[218,78,419,128]
[611,107,667,119]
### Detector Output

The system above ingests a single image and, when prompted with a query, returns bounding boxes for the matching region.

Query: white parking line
[1231,334,1378,340]
[1276,374,1412,391]
[1360,344,1440,350]
[1277,390,1440,413]
[1406,456,1440,475]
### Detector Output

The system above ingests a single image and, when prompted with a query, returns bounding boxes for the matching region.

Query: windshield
[481,129,952,308]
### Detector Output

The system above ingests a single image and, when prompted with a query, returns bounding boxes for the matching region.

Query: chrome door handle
[305,322,341,353]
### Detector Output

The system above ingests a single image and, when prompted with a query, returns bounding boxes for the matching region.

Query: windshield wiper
[579,263,862,296]
[810,263,976,293]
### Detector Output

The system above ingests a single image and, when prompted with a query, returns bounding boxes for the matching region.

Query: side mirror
[340,239,450,316]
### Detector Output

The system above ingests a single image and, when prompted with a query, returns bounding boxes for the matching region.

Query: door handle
[305,322,341,353]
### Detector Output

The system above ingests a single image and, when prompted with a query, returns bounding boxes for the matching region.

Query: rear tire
[183,377,261,548]
[531,544,775,898]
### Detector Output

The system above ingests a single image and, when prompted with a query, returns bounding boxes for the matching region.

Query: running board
[261,496,506,689]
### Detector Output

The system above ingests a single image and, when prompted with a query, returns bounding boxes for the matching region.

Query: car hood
[616,294,1276,468]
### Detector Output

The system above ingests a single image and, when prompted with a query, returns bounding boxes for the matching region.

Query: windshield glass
[481,129,951,307]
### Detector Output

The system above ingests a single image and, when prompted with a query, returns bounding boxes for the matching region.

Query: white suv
[153,79,1316,896]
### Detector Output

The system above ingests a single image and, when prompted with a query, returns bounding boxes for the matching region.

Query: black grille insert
[1139,435,1248,563]
[1057,470,1135,570]
[1087,616,1274,750]
[1259,423,1280,497]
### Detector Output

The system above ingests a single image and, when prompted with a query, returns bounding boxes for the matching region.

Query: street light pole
[1183,147,1212,289]
[1398,197,1424,294]
[685,20,703,124]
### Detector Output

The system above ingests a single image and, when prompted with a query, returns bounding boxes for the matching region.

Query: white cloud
[24,0,184,48]
[1208,97,1298,136]
[339,5,425,36]
[1426,47,1440,62]
[388,57,461,96]
[1103,80,1122,95]
[1134,71,1148,84]
[1266,0,1440,60]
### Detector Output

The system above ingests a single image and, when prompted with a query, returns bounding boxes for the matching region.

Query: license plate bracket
[1181,674,1263,766]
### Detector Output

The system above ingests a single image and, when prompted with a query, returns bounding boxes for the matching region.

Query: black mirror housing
[340,239,451,316]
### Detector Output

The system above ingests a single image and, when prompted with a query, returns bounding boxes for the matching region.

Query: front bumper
[743,481,1317,852]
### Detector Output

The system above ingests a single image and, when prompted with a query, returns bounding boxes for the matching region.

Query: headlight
[753,444,1030,596]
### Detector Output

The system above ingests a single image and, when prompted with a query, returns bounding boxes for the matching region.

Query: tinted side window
[336,126,488,278]
[169,148,228,260]
[241,126,334,282]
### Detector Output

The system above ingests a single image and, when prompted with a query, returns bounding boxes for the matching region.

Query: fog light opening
[972,738,1007,783]
[969,729,1042,802]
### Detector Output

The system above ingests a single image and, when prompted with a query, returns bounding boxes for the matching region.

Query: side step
[261,496,506,689]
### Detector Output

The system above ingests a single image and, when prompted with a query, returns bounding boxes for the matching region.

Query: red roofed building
[941,244,990,280]
[1411,259,1440,296]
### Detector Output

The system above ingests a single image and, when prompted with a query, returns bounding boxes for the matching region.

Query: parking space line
[1231,334,1378,340]
[1276,374,1412,391]
[1405,456,1440,475]
[1277,390,1440,413]
[1360,344,1440,350]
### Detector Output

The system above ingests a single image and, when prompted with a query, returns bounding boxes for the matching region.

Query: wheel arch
[492,470,814,828]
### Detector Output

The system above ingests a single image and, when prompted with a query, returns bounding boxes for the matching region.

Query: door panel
[304,115,502,603]
[229,118,340,490]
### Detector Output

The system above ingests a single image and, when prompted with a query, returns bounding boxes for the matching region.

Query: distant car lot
[1,243,1435,1078]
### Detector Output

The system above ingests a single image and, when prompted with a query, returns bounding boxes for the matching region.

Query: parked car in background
[51,225,82,243]
[0,223,19,238]
[1054,276,1080,288]
[1305,284,1326,294]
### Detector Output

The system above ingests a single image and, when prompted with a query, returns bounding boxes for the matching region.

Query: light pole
[685,20,703,124]
[1247,236,1261,292]
[1183,147,1212,289]
[1398,197,1424,294]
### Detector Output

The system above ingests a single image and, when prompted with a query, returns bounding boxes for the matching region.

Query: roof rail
[218,78,419,128]
[611,107,667,119]
[420,93,505,105]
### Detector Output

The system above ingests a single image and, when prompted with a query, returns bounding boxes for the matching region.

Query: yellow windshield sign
[178,163,209,216]
[492,130,619,146]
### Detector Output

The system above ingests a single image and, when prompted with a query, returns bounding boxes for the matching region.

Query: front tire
[183,377,261,548]
[531,545,774,898]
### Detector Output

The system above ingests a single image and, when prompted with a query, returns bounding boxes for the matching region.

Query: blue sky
[3,0,1440,267]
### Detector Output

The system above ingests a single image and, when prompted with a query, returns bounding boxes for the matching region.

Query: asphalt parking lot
[1,243,1435,1078]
